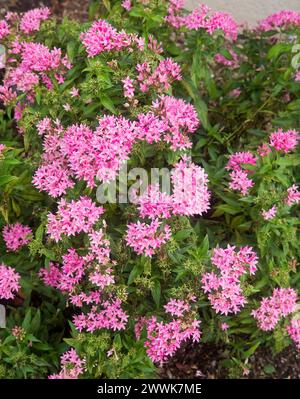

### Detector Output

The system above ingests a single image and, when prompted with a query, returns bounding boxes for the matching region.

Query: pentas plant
[0,1,300,379]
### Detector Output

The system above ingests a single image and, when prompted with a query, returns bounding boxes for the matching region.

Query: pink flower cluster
[47,196,104,242]
[152,95,199,150]
[73,298,128,332]
[136,59,181,93]
[214,49,238,68]
[122,76,135,99]
[261,205,277,221]
[166,3,238,40]
[127,158,210,257]
[258,10,300,31]
[121,0,132,11]
[226,152,257,196]
[125,219,171,257]
[226,152,257,173]
[20,7,50,34]
[252,288,297,331]
[61,117,136,186]
[296,71,300,82]
[269,129,300,153]
[286,185,300,206]
[201,245,258,315]
[0,20,10,39]
[2,223,32,252]
[49,349,85,379]
[40,217,126,333]
[0,263,20,299]
[287,319,300,349]
[4,41,71,94]
[0,143,6,156]
[40,249,85,292]
[135,298,200,363]
[81,19,133,57]
[171,156,211,216]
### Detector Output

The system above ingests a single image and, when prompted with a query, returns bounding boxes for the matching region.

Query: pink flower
[122,76,135,99]
[47,197,104,242]
[229,170,254,196]
[258,10,300,31]
[171,157,211,216]
[226,152,257,172]
[257,143,271,157]
[138,184,173,219]
[0,263,20,299]
[33,161,74,198]
[80,19,132,57]
[136,314,201,364]
[3,223,32,251]
[70,87,79,97]
[221,322,229,331]
[215,49,238,68]
[202,245,258,315]
[286,185,300,206]
[287,319,300,349]
[136,59,181,93]
[63,103,71,112]
[152,95,199,150]
[0,20,10,39]
[295,71,300,82]
[73,299,128,332]
[49,349,85,379]
[252,288,297,331]
[0,143,6,156]
[20,7,50,34]
[164,299,190,317]
[125,219,171,257]
[269,129,300,153]
[261,205,277,220]
[121,0,132,11]
[228,88,241,98]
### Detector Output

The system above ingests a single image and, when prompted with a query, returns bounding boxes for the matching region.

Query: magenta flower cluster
[166,1,238,40]
[258,10,300,31]
[49,349,85,379]
[2,223,32,252]
[252,288,297,331]
[0,263,20,299]
[135,298,200,363]
[202,245,258,315]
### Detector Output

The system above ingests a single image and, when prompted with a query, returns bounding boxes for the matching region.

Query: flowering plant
[0,1,300,379]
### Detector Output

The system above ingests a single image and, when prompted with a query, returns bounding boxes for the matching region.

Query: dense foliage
[0,1,300,379]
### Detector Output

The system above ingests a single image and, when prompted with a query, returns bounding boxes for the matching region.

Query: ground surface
[1,0,300,380]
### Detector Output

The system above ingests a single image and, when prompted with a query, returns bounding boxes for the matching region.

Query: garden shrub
[0,1,300,379]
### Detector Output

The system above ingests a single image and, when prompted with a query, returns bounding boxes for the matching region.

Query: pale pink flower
[229,170,254,196]
[70,87,79,97]
[121,0,132,11]
[286,185,300,206]
[261,205,277,220]
[0,263,20,299]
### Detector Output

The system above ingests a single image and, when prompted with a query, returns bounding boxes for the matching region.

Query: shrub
[0,1,300,379]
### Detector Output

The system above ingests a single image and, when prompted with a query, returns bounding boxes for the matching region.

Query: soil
[1,0,300,380]
[0,0,89,21]
[159,342,300,379]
